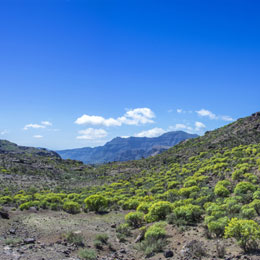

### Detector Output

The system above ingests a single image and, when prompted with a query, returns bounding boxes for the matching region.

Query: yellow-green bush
[173,204,203,224]
[63,201,81,214]
[144,201,173,222]
[136,202,151,214]
[144,222,166,242]
[125,211,144,228]
[84,195,108,213]
[207,217,229,237]
[224,218,260,252]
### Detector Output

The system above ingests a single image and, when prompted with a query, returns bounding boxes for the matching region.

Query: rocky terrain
[1,208,260,260]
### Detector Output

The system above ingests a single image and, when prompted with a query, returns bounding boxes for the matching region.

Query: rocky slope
[0,139,60,158]
[57,131,198,164]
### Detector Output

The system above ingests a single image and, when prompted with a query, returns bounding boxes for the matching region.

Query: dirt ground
[1,209,260,260]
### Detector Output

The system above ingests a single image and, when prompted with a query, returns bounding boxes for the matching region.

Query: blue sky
[0,0,259,149]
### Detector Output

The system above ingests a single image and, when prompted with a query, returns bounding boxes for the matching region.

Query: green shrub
[144,222,166,242]
[4,237,22,246]
[116,223,131,241]
[137,222,167,256]
[173,204,203,225]
[19,201,40,210]
[234,182,256,195]
[240,205,257,219]
[78,248,97,260]
[223,197,241,215]
[93,239,103,249]
[95,233,108,244]
[145,201,173,222]
[63,201,81,214]
[0,196,13,205]
[179,186,199,198]
[66,231,84,247]
[67,193,80,202]
[122,199,140,210]
[137,202,151,214]
[253,190,260,200]
[84,195,108,213]
[249,199,260,215]
[224,218,260,252]
[207,217,229,237]
[168,181,180,189]
[214,185,230,197]
[116,223,131,242]
[125,211,144,228]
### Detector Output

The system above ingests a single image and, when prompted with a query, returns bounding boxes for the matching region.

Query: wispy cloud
[169,121,206,134]
[195,121,206,131]
[220,115,234,122]
[196,109,217,119]
[135,127,166,138]
[76,128,108,140]
[196,109,234,121]
[0,130,8,135]
[33,135,43,138]
[41,121,52,126]
[75,108,155,127]
[24,121,53,130]
[169,124,193,132]
[176,108,193,114]
[24,124,46,130]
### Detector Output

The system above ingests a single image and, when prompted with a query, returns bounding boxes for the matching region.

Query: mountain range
[56,131,198,164]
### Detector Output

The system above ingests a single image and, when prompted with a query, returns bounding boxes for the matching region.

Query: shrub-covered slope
[1,112,260,258]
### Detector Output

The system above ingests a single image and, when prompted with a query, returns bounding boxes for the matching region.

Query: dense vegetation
[1,112,260,256]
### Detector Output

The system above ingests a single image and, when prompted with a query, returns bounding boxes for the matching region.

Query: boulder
[0,207,9,219]
[164,250,174,258]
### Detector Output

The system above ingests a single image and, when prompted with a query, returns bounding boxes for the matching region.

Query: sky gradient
[0,0,259,149]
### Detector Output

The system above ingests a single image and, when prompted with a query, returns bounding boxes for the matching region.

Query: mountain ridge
[56,131,198,164]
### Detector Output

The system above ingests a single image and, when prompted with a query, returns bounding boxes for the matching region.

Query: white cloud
[135,127,166,138]
[196,109,234,122]
[221,115,234,122]
[169,121,206,133]
[121,136,130,138]
[195,121,206,131]
[24,121,53,130]
[75,115,121,127]
[176,109,193,114]
[41,121,52,126]
[196,109,217,119]
[76,128,107,140]
[33,135,43,138]
[169,124,193,132]
[0,130,8,135]
[24,124,46,130]
[75,108,155,127]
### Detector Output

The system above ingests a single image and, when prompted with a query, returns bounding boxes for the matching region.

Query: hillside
[1,112,260,260]
[0,139,60,158]
[57,131,198,164]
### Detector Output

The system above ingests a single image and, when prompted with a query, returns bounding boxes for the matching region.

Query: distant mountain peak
[57,131,198,164]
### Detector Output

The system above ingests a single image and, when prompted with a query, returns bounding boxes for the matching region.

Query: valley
[1,112,260,259]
